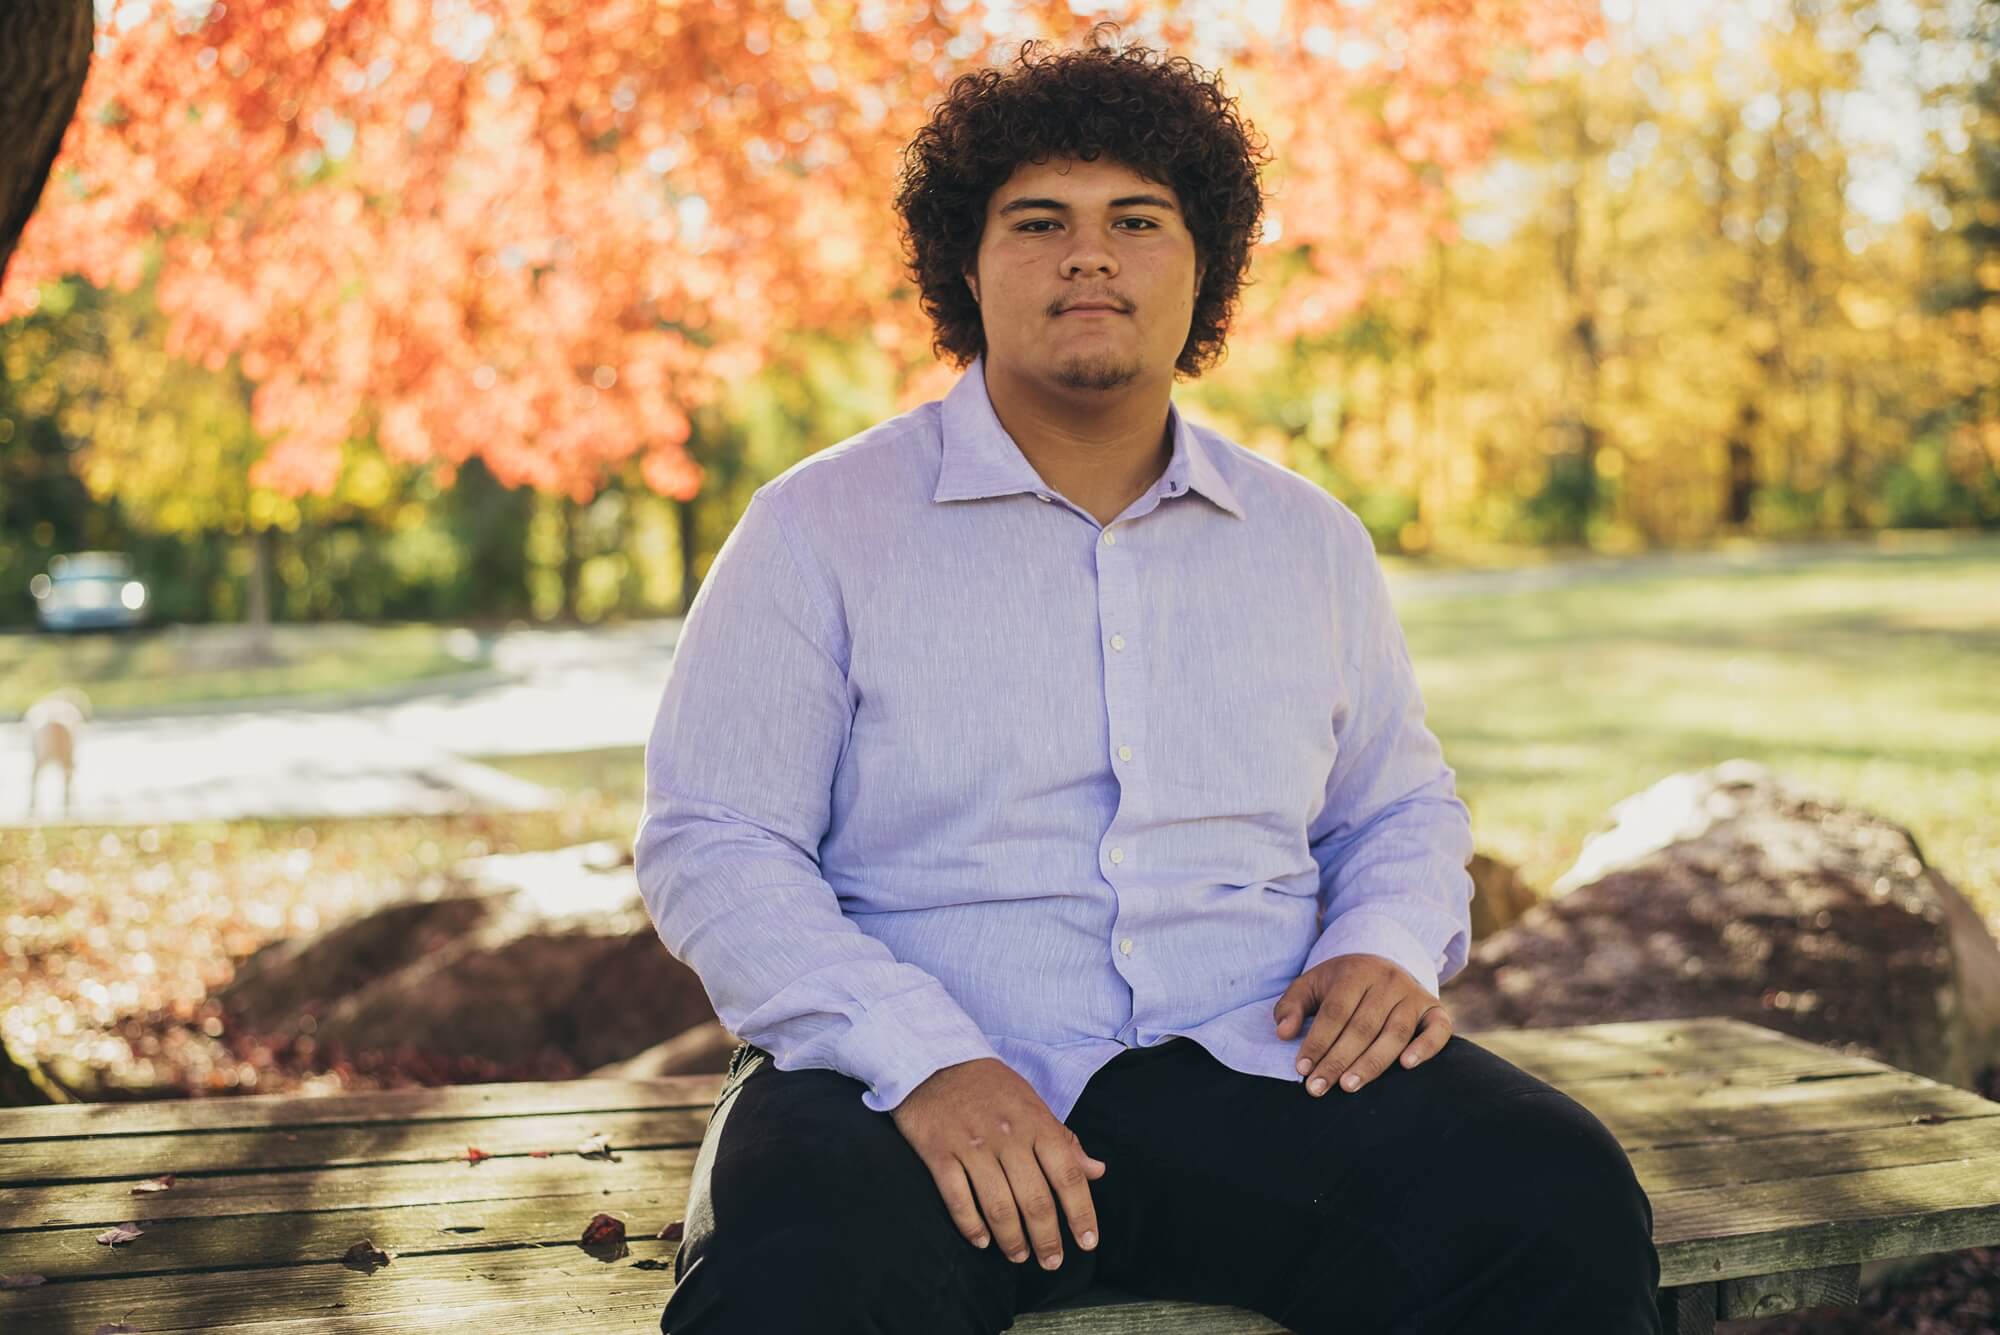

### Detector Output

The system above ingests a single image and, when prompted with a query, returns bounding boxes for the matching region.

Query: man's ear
[964,268,979,305]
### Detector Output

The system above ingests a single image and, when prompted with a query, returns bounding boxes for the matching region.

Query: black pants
[661,1033,1664,1334]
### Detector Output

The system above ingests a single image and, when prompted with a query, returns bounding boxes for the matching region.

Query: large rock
[1445,760,2000,1093]
[1469,852,1538,941]
[220,841,719,1071]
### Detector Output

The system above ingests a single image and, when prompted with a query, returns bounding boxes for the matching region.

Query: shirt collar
[933,355,1245,519]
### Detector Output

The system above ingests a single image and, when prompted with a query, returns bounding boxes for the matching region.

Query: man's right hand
[889,1056,1105,1270]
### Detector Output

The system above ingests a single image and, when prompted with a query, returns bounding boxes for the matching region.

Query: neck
[980,357,1175,524]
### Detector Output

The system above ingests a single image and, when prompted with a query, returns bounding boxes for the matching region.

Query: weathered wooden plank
[0,1106,712,1186]
[1718,1263,1860,1320]
[0,1076,722,1144]
[0,1182,689,1282]
[0,1230,1287,1335]
[1470,1021,1885,1086]
[1572,1071,2000,1150]
[0,1234,687,1333]
[1651,1154,2000,1284]
[1627,1116,2000,1196]
[1016,1293,1285,1334]
[1,1146,691,1232]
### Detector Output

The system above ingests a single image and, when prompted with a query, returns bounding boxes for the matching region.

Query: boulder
[1468,852,1538,941]
[1444,760,2000,1093]
[220,841,718,1071]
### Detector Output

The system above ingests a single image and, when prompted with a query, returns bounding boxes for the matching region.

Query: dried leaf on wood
[463,1146,491,1164]
[576,1133,618,1160]
[580,1212,626,1247]
[0,1274,47,1289]
[341,1238,395,1273]
[658,1219,684,1242]
[132,1174,176,1193]
[96,1222,144,1246]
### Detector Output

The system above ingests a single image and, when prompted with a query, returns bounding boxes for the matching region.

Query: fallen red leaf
[463,1146,491,1164]
[132,1174,176,1193]
[342,1238,394,1273]
[529,1149,551,1158]
[96,1222,144,1247]
[580,1213,626,1247]
[0,1274,47,1289]
[658,1219,684,1242]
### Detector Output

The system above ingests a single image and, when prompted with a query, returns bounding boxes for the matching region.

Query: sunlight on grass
[0,623,486,716]
[1402,539,2000,925]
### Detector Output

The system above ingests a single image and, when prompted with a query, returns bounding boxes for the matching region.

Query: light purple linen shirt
[634,355,1475,1123]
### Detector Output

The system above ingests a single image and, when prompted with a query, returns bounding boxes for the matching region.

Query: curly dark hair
[894,28,1270,379]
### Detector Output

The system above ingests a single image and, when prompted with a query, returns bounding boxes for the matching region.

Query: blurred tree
[1906,0,2000,526]
[0,0,1594,610]
[0,0,90,288]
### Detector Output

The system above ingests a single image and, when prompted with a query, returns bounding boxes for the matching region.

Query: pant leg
[662,1043,1105,1334]
[1060,1034,1662,1335]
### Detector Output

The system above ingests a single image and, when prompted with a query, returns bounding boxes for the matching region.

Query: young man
[638,37,1663,1335]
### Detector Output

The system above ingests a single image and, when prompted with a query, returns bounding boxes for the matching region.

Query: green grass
[1400,534,2000,922]
[0,622,486,717]
[474,747,648,810]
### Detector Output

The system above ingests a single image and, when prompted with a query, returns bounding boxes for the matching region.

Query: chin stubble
[1053,351,1142,393]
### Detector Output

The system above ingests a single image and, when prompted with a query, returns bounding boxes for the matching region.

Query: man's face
[964,155,1204,394]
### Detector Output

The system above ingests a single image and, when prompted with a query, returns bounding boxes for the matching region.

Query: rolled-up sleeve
[633,485,999,1112]
[1303,509,1475,999]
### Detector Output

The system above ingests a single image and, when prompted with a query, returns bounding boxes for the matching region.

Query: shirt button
[1102,530,1117,546]
[1109,846,1125,864]
[1036,493,1052,502]
[1117,745,1133,761]
[1109,634,1125,652]
[1119,938,1134,956]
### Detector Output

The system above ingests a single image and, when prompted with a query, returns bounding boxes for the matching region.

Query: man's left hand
[1273,953,1452,1096]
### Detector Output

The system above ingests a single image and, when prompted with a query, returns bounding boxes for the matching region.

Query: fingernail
[1308,1077,1327,1095]
[1295,1057,1311,1075]
[1342,1072,1360,1091]
[1010,1248,1029,1263]
[973,1233,989,1248]
[1080,1230,1097,1248]
[1042,1253,1062,1270]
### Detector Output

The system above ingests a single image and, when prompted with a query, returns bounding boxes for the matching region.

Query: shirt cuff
[833,980,1002,1114]
[1304,908,1442,999]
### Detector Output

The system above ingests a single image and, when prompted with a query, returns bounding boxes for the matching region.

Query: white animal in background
[24,687,92,819]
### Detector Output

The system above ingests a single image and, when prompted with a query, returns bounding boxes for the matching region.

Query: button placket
[1094,518,1149,999]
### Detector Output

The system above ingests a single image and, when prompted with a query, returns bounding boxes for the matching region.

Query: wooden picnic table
[4,1016,1999,1334]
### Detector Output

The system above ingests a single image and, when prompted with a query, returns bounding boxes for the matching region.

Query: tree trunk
[559,497,582,622]
[0,0,93,286]
[675,493,701,616]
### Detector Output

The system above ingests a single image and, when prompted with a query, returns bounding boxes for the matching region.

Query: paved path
[0,623,681,827]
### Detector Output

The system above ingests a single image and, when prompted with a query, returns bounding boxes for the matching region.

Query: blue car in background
[29,552,151,632]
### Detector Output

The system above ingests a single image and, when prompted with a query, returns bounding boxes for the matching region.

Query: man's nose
[1062,241,1117,278]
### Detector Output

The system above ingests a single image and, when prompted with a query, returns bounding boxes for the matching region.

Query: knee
[1485,1091,1657,1263]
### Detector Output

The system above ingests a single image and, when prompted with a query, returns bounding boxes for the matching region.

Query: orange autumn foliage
[1,0,1596,502]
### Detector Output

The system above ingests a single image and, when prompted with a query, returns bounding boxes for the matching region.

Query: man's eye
[1018,220,1057,232]
[1118,218,1158,229]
